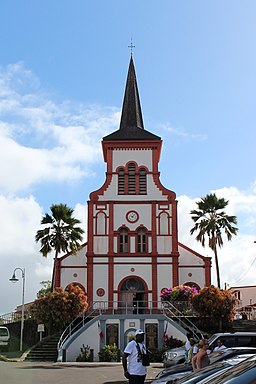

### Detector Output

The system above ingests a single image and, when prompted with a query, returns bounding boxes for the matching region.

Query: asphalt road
[0,362,163,384]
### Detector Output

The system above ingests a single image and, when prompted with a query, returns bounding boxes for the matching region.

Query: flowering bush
[161,285,198,302]
[191,286,236,322]
[30,284,88,333]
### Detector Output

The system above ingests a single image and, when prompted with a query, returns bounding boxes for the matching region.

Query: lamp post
[9,267,25,351]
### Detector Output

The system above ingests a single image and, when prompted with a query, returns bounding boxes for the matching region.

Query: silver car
[162,332,256,367]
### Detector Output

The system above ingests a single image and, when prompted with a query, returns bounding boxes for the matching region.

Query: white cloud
[161,122,207,142]
[0,63,120,195]
[178,187,256,288]
[0,195,88,314]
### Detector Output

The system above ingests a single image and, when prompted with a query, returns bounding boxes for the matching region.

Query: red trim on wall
[57,242,88,261]
[172,252,179,286]
[87,202,94,253]
[65,282,87,293]
[204,257,212,286]
[108,202,114,306]
[151,256,158,306]
[54,258,61,289]
[90,172,112,201]
[178,242,210,261]
[87,254,93,304]
[109,202,114,253]
[152,202,157,252]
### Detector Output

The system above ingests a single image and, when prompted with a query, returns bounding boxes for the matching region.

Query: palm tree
[190,193,238,288]
[35,203,84,291]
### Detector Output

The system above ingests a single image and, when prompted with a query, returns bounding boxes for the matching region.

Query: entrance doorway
[119,277,147,314]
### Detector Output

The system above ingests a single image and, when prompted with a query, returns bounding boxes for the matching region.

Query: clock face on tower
[126,210,139,223]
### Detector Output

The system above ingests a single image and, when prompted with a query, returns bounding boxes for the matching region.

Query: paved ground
[0,361,163,384]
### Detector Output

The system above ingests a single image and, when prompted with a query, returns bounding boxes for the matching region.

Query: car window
[235,336,254,347]
[0,328,9,337]
[221,336,236,348]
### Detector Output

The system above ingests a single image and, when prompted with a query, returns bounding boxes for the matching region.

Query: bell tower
[87,56,179,308]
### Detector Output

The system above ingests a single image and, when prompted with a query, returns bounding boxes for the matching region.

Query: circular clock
[126,210,139,223]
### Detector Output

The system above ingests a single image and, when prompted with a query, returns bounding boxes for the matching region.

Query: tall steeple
[119,56,144,130]
[103,56,160,141]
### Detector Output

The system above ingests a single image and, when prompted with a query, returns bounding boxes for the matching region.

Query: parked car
[162,332,256,367]
[199,354,256,384]
[152,348,256,384]
[167,353,256,384]
[0,326,10,352]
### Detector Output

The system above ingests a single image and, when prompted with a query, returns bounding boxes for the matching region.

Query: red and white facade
[55,56,211,313]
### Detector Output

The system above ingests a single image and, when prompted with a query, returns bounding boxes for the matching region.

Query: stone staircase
[25,334,60,361]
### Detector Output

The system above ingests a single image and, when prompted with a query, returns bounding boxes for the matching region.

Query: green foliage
[192,286,237,329]
[190,193,238,288]
[98,344,119,362]
[76,344,92,362]
[37,280,52,297]
[35,203,84,289]
[30,284,88,333]
[35,203,84,257]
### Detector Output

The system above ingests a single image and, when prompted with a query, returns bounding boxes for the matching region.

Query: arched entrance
[118,277,147,314]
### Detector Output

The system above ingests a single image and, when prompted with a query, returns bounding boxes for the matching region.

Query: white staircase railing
[163,301,204,340]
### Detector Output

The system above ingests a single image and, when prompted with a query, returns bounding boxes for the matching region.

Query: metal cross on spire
[128,38,135,56]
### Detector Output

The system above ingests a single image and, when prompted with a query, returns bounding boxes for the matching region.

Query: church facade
[55,56,211,361]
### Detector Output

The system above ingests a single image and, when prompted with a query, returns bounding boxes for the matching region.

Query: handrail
[57,304,98,350]
[163,301,204,340]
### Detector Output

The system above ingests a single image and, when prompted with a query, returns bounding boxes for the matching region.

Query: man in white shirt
[122,329,148,384]
[213,339,226,352]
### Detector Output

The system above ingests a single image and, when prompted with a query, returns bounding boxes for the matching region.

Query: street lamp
[9,268,25,352]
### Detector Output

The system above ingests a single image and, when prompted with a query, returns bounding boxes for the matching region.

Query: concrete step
[25,334,60,362]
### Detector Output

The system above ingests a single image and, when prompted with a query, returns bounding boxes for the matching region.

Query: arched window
[118,168,125,194]
[139,168,147,194]
[159,212,169,235]
[128,163,136,194]
[137,227,147,253]
[96,212,106,235]
[117,163,148,195]
[119,228,129,253]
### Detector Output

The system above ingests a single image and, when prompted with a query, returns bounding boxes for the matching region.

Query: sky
[1,0,256,315]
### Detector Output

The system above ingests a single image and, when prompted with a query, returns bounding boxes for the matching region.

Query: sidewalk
[54,361,164,368]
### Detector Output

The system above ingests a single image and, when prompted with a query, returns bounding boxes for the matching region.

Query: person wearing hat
[122,329,148,384]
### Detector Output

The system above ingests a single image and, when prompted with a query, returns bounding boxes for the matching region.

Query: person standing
[186,338,198,363]
[192,340,210,371]
[122,329,148,384]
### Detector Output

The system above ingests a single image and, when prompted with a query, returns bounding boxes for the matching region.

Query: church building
[55,56,211,361]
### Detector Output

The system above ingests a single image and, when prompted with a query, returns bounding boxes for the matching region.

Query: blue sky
[1,1,256,314]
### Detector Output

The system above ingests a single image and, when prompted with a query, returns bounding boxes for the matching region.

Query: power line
[229,255,256,285]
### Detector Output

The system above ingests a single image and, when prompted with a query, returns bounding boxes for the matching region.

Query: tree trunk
[51,251,58,292]
[213,245,221,288]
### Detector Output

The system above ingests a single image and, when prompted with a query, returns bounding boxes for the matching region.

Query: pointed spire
[119,56,144,130]
[103,56,160,141]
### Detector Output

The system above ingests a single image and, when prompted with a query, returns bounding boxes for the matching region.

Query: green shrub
[76,344,92,362]
[98,344,119,362]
